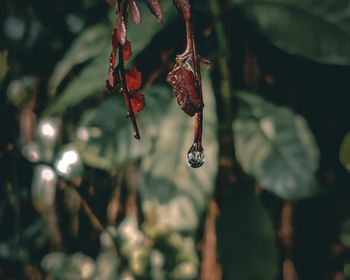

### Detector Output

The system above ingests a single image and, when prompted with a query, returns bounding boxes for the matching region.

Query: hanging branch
[167,0,207,168]
[106,0,163,139]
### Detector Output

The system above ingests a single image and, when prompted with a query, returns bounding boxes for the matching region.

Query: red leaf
[131,91,145,115]
[166,59,203,116]
[146,0,163,23]
[173,0,191,20]
[123,40,132,62]
[125,67,141,92]
[128,0,141,25]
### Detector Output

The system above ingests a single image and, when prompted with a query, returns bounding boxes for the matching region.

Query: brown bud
[116,12,127,45]
[128,0,141,25]
[146,0,163,23]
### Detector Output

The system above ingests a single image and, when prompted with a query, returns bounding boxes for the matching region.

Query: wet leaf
[217,182,279,280]
[233,92,320,199]
[235,0,350,65]
[166,60,203,117]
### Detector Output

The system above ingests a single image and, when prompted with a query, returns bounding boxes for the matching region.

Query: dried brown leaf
[116,12,127,45]
[166,60,203,116]
[128,0,141,25]
[146,0,163,23]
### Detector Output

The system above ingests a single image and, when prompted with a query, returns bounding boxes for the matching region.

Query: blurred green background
[1,0,350,279]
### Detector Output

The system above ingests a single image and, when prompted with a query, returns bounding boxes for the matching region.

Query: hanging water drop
[186,143,205,168]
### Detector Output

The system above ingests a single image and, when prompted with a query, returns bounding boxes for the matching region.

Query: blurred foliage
[235,0,350,65]
[233,91,320,199]
[340,132,350,173]
[1,0,350,279]
[217,182,279,280]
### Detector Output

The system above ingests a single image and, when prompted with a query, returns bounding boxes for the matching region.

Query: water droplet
[186,146,205,168]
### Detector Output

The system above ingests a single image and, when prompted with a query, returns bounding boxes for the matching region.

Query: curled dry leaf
[128,0,141,25]
[173,0,191,20]
[146,0,163,23]
[166,59,203,117]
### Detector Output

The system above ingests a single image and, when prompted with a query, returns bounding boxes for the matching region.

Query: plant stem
[65,182,105,233]
[119,45,141,139]
[190,16,204,150]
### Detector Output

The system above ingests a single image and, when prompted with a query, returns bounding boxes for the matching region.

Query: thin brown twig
[200,199,222,280]
[106,171,123,225]
[64,182,105,233]
[279,201,298,280]
[80,198,105,233]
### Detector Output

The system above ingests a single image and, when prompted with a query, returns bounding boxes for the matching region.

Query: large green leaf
[339,131,350,173]
[141,71,218,232]
[48,24,110,97]
[44,1,177,116]
[217,182,279,280]
[44,54,107,116]
[76,85,173,170]
[233,91,320,199]
[235,0,350,65]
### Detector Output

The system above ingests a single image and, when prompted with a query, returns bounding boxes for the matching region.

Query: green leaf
[339,132,350,173]
[234,0,350,65]
[44,2,177,116]
[48,24,110,97]
[233,91,320,199]
[141,71,218,232]
[43,54,107,116]
[75,85,173,170]
[217,183,279,280]
[0,50,9,83]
